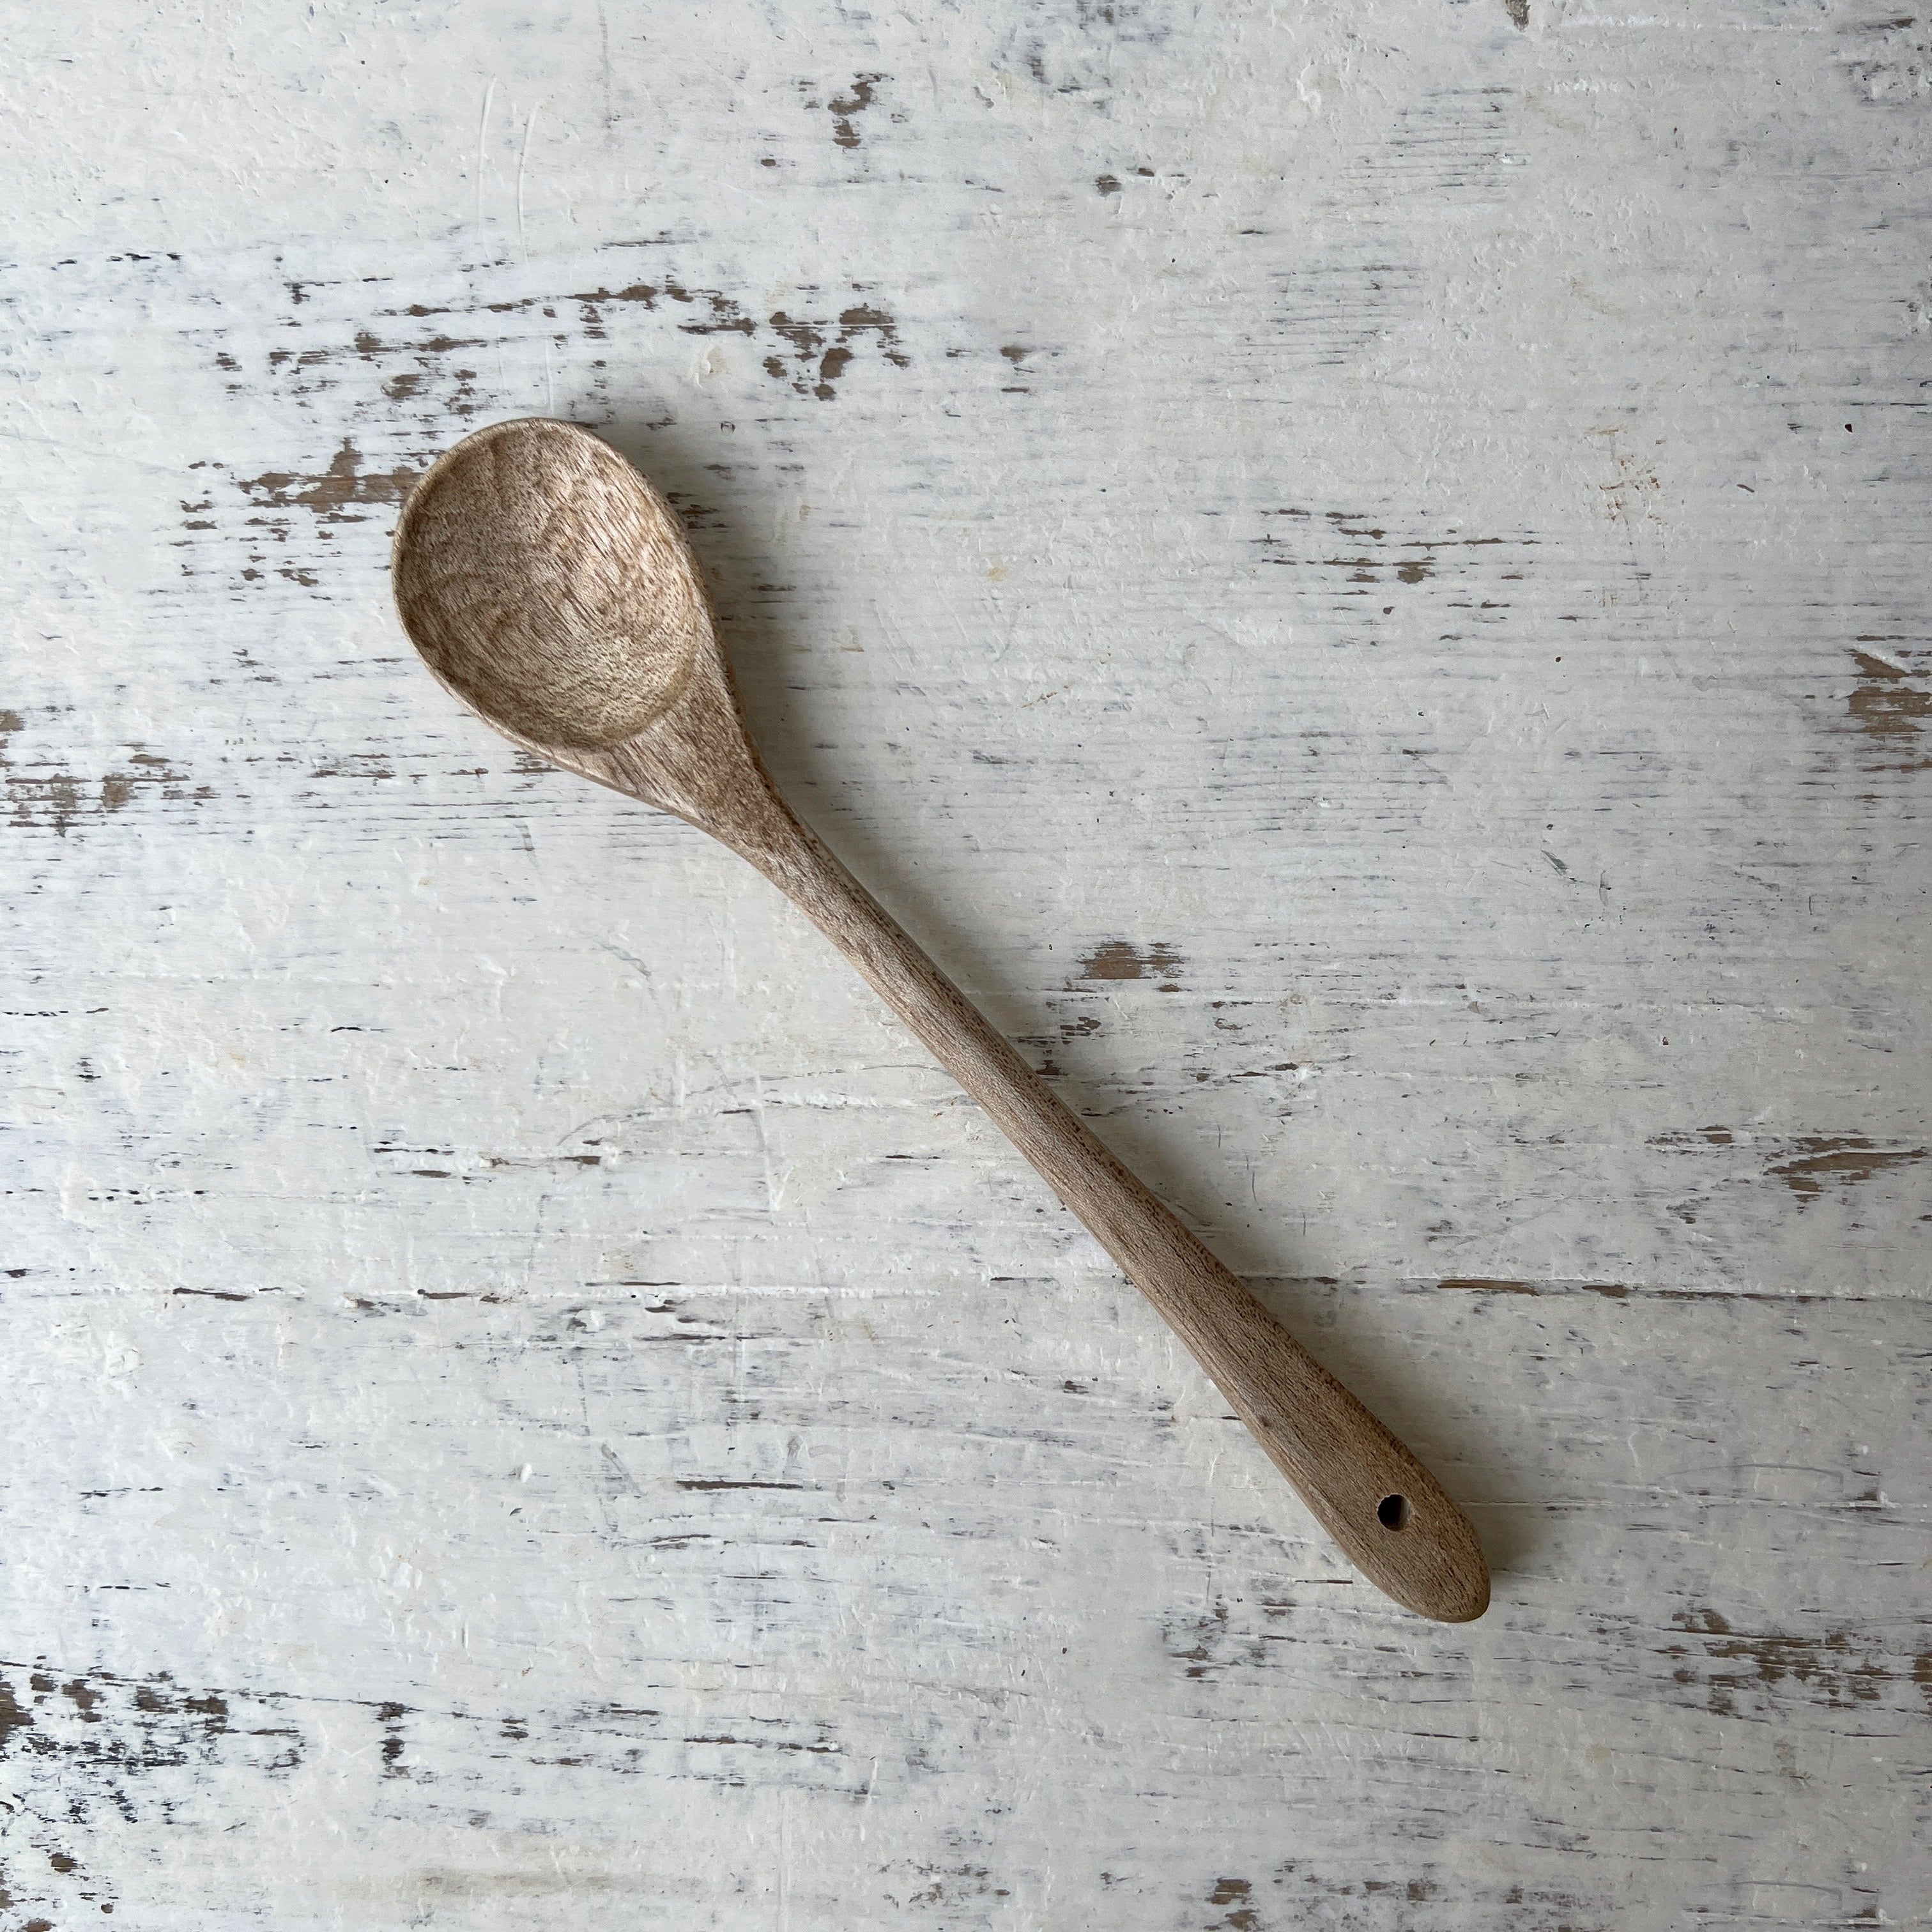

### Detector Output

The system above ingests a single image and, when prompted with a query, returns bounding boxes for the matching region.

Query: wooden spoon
[391,417,1490,1624]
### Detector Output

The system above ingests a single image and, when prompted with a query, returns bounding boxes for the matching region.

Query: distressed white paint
[1,1,1928,1925]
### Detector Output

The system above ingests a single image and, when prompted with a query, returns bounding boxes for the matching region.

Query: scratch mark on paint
[518,100,544,263]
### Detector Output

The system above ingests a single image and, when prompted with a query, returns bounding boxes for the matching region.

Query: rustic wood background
[3,2,1928,1925]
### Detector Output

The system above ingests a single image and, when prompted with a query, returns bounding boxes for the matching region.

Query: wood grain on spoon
[391,417,1491,1625]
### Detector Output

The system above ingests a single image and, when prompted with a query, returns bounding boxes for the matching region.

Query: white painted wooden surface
[3,1,1928,1924]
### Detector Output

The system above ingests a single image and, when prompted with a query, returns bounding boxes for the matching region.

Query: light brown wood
[392,417,1491,1624]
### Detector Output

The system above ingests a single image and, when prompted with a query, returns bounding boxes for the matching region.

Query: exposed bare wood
[3,0,1927,1922]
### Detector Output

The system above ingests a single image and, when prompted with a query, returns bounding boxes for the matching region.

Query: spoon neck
[583,667,795,856]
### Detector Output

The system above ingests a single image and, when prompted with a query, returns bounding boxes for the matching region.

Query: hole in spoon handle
[1233,1375,1491,1623]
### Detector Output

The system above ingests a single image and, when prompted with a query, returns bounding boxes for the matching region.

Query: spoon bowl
[390,417,1492,1625]
[394,418,707,750]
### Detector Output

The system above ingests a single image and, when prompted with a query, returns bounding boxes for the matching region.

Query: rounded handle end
[1380,1494,1491,1622]
[1313,1471,1492,1624]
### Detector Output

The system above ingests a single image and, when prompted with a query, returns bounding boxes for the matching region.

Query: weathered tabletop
[3,3,1928,1926]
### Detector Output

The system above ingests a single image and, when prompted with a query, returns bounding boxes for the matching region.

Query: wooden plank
[2,0,1926,1922]
[0,1282,1925,1924]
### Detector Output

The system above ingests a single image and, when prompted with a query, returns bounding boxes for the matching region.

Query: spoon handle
[740,803,1490,1623]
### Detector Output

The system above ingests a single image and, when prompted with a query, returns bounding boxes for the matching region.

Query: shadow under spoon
[390,416,1491,1625]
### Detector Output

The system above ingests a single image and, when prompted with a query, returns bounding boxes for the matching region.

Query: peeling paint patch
[1077,940,1183,987]
[764,298,911,399]
[1842,647,1930,771]
[996,342,1059,394]
[1649,1129,1927,1212]
[1,749,82,836]
[1665,1611,1906,1719]
[0,1660,303,1921]
[827,73,884,149]
[1254,512,1529,596]
[218,259,921,431]
[794,73,896,153]
[1,730,208,837]
[240,439,419,521]
[1765,1136,1927,1207]
[1208,1874,1262,1932]
[0,1676,31,1748]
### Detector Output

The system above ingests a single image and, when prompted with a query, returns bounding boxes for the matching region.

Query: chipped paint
[1767,1136,1928,1207]
[1843,647,1930,771]
[1077,940,1184,985]
[2,0,1928,1924]
[241,440,420,520]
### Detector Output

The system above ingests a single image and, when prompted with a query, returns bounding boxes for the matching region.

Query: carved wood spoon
[391,417,1490,1623]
